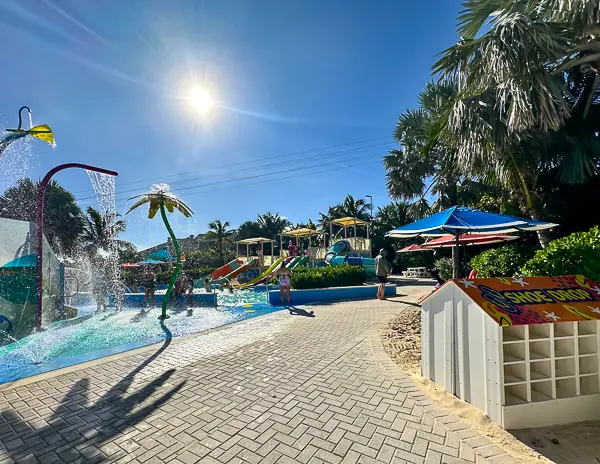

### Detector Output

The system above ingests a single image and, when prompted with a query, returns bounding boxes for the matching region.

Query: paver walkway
[0,284,515,464]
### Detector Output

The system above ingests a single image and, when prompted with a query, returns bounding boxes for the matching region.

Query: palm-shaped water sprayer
[0,106,55,158]
[126,184,194,320]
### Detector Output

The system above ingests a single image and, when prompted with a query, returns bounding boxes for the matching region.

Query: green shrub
[521,226,600,281]
[470,244,538,278]
[273,264,366,289]
[433,257,453,281]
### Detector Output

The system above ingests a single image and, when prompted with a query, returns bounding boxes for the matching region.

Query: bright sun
[188,88,213,114]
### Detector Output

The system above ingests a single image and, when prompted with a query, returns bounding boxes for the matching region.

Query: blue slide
[325,240,376,277]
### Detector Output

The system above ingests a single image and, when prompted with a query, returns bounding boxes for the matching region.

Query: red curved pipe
[36,163,118,330]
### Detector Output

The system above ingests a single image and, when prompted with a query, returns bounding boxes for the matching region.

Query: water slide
[213,259,258,284]
[325,240,376,277]
[324,240,351,264]
[210,259,243,280]
[289,256,308,269]
[238,256,290,288]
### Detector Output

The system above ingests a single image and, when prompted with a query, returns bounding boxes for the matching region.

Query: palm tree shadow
[2,320,184,462]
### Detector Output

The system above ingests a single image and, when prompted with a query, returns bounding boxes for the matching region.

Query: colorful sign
[453,275,600,326]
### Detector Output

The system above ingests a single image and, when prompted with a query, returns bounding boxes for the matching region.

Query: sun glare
[188,88,213,114]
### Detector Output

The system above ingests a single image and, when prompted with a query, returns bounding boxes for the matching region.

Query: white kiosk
[421,275,600,429]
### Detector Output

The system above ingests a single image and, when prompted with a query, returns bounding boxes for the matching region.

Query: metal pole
[365,195,373,240]
[36,163,118,330]
[452,233,462,279]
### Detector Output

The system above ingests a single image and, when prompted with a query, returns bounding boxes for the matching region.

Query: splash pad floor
[0,296,278,385]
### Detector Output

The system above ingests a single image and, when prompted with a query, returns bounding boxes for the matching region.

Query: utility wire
[79,150,387,205]
[73,135,392,195]
[76,141,392,201]
[103,158,383,212]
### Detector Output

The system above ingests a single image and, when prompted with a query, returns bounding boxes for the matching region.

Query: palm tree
[206,220,235,265]
[126,184,193,319]
[318,206,341,232]
[0,178,84,254]
[81,207,132,255]
[432,0,600,244]
[338,194,369,220]
[383,80,495,219]
[256,212,290,255]
[373,202,413,235]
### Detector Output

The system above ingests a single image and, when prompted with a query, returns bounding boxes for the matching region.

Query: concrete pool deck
[0,281,516,464]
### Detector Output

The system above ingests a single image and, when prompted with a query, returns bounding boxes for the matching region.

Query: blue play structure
[324,240,376,277]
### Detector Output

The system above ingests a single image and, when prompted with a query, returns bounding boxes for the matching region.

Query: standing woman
[273,262,293,306]
[375,249,392,300]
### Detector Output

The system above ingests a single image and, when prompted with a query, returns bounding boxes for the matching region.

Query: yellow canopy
[236,237,275,244]
[331,217,369,227]
[284,228,322,237]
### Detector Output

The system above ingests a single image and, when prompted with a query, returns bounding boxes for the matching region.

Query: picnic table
[402,267,429,278]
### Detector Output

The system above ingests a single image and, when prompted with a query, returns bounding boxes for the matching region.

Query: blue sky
[0,0,461,250]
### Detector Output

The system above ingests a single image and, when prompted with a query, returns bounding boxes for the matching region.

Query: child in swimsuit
[274,262,293,306]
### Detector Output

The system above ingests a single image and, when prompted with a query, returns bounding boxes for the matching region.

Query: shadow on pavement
[287,306,315,317]
[0,320,184,462]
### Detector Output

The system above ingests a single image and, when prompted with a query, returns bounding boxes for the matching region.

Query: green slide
[289,256,308,269]
[238,256,286,288]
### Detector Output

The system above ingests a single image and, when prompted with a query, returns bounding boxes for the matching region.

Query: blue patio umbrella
[386,206,558,278]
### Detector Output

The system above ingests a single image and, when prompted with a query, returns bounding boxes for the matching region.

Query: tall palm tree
[127,184,193,319]
[206,220,235,265]
[383,80,495,219]
[432,0,600,244]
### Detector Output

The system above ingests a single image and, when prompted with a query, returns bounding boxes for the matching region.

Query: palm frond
[148,201,160,219]
[126,196,151,215]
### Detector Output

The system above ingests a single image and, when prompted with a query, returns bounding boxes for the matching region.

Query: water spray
[0,106,55,159]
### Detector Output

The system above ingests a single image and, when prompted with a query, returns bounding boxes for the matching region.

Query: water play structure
[35,163,119,330]
[0,106,55,159]
[325,240,376,277]
[126,184,194,320]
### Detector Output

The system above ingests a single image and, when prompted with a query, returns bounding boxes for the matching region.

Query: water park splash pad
[0,289,274,385]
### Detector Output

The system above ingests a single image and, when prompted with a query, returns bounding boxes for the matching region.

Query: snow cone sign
[456,275,600,326]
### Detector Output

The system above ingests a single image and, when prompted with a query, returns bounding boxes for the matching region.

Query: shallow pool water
[0,289,277,384]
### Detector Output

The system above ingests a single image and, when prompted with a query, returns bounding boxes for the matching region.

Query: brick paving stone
[0,285,517,464]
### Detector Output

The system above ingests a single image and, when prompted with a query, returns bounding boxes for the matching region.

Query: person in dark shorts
[375,249,392,300]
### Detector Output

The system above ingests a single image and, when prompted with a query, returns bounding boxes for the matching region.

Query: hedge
[521,226,600,282]
[271,264,366,289]
[470,244,537,278]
